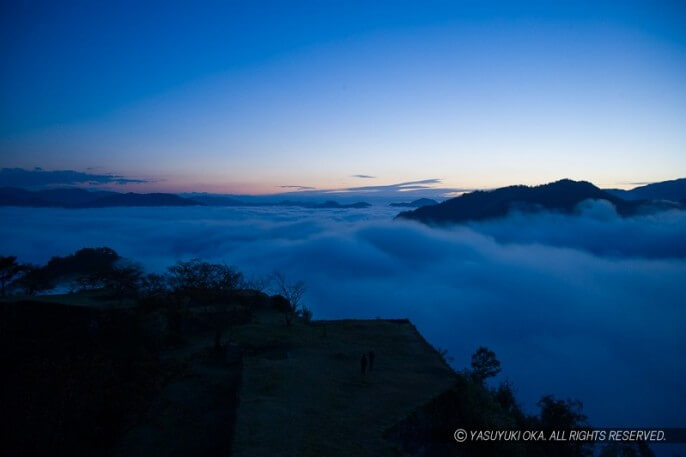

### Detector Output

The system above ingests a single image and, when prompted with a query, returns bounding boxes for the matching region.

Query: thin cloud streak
[277,178,470,198]
[278,185,316,190]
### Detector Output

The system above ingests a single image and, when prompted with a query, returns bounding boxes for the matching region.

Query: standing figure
[360,353,368,375]
[368,350,375,372]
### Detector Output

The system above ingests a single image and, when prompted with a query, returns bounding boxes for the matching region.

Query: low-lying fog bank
[2,203,685,428]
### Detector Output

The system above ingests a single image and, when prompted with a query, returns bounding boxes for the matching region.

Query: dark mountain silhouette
[389,198,438,208]
[0,187,201,208]
[37,188,118,205]
[0,187,53,206]
[186,195,248,206]
[605,178,686,202]
[78,192,200,207]
[188,195,371,209]
[0,187,371,209]
[396,179,642,224]
[0,187,118,207]
[304,200,371,209]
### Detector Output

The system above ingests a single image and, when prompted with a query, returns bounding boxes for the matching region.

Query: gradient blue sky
[1,1,685,193]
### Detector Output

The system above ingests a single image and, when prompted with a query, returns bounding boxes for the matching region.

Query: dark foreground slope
[2,291,655,457]
[1,291,454,457]
[0,300,165,456]
[397,179,641,225]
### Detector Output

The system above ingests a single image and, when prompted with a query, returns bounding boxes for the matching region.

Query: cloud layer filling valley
[2,201,685,427]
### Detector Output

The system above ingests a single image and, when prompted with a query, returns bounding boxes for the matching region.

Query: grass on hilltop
[230,309,457,457]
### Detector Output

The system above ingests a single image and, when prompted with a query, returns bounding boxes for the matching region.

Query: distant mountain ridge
[0,187,201,208]
[4,178,683,213]
[82,192,201,207]
[177,194,371,209]
[0,187,372,209]
[395,179,675,225]
[389,198,438,208]
[605,178,686,202]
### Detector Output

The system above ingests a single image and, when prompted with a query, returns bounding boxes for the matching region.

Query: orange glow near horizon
[75,171,663,195]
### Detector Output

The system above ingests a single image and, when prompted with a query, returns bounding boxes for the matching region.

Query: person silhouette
[360,353,368,375]
[368,350,375,372]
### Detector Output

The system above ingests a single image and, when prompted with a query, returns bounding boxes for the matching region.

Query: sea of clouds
[2,201,685,430]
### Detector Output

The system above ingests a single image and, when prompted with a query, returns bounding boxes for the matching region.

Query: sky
[1,1,686,194]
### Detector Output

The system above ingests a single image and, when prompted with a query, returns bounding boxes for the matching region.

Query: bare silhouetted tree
[167,258,242,302]
[167,259,243,351]
[272,272,306,326]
